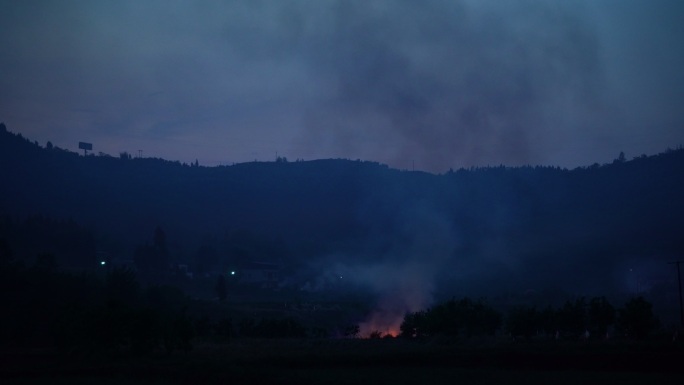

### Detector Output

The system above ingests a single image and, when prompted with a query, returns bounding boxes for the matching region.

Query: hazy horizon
[2,0,684,172]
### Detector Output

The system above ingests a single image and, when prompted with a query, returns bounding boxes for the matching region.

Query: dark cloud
[0,0,682,171]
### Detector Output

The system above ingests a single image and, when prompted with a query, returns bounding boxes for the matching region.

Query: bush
[617,297,658,339]
[342,324,360,338]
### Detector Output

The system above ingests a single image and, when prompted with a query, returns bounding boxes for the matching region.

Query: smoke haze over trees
[1,126,683,330]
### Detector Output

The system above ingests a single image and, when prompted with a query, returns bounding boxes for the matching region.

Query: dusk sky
[2,0,683,172]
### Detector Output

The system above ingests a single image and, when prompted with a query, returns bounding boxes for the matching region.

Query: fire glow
[336,260,440,339]
[359,310,403,338]
[357,285,429,339]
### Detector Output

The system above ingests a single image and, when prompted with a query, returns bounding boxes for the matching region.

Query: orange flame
[359,311,402,338]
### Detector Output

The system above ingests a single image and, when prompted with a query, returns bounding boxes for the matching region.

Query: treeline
[0,254,327,356]
[0,250,667,358]
[400,298,502,338]
[0,215,96,269]
[0,258,195,355]
[399,296,660,340]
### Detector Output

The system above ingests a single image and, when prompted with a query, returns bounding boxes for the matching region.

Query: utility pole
[669,260,684,327]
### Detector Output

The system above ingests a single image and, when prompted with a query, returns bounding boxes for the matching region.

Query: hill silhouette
[1,123,683,302]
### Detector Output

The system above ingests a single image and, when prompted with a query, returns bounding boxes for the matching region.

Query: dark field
[2,339,683,385]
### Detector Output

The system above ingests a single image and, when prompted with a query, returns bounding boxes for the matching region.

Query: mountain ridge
[1,123,683,298]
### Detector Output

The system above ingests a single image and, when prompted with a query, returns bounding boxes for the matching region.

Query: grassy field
[2,338,683,384]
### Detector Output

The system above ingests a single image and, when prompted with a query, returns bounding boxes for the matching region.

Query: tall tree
[134,227,170,276]
[215,274,227,301]
[588,296,615,337]
[618,297,658,339]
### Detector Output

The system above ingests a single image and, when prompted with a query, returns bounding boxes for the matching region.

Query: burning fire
[359,310,403,338]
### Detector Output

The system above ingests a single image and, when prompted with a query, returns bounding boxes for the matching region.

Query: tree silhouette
[343,324,360,338]
[506,305,539,339]
[215,317,233,342]
[164,308,194,353]
[215,274,227,301]
[618,297,658,339]
[195,244,218,275]
[238,317,306,339]
[105,267,140,305]
[587,296,615,337]
[134,244,154,275]
[34,252,57,271]
[153,226,167,254]
[401,298,501,338]
[0,238,12,265]
[400,310,427,338]
[557,298,587,336]
[368,330,383,339]
[538,305,560,336]
[134,227,170,276]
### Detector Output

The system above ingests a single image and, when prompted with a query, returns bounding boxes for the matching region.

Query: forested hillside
[1,123,683,298]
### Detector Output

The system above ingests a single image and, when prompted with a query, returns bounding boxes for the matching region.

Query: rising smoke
[2,1,684,170]
[314,200,462,336]
[298,0,604,171]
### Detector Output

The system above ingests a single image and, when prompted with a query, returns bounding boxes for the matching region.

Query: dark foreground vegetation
[2,336,684,384]
[0,253,669,352]
[1,259,683,384]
